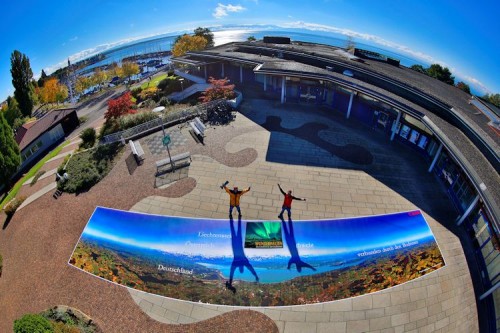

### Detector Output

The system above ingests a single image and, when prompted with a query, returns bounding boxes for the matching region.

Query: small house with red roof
[14,108,79,169]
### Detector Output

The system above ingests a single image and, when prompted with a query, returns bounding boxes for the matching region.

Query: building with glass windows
[172,37,499,330]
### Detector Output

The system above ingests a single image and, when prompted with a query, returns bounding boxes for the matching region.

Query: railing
[174,69,206,84]
[168,83,211,102]
[102,99,226,144]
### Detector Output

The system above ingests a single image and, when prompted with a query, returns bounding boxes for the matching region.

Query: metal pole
[456,195,480,226]
[166,143,175,172]
[480,281,500,301]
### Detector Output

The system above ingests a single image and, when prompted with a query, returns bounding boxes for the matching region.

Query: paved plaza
[0,99,478,332]
[130,99,478,332]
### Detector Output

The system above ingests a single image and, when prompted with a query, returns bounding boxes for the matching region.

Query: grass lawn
[139,73,168,90]
[0,140,70,210]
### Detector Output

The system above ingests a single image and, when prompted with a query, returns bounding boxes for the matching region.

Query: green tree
[13,314,53,333]
[37,69,48,87]
[410,64,427,74]
[427,64,455,85]
[10,50,34,117]
[79,128,96,149]
[194,27,214,48]
[247,36,257,42]
[4,96,22,128]
[482,93,500,108]
[0,113,21,187]
[456,81,471,94]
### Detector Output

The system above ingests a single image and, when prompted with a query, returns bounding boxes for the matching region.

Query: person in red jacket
[277,183,306,220]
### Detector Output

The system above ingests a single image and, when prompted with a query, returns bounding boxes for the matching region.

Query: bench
[155,152,191,174]
[129,140,145,164]
[189,117,206,139]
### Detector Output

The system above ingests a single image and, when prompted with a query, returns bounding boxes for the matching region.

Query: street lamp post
[179,78,184,91]
[152,106,166,136]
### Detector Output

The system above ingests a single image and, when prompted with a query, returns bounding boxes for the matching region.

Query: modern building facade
[172,38,500,331]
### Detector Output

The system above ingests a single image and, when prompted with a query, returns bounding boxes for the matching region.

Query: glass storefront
[465,208,500,330]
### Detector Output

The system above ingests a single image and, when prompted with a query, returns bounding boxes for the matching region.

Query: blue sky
[81,207,434,258]
[2,0,499,101]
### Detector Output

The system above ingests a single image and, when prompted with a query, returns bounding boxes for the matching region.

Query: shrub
[143,99,157,108]
[157,78,170,91]
[58,143,120,193]
[130,87,143,102]
[52,322,80,333]
[119,111,158,130]
[78,115,88,124]
[98,110,159,138]
[42,306,100,333]
[30,170,46,186]
[13,314,53,333]
[4,196,26,216]
[98,118,120,139]
[139,87,159,102]
[79,128,97,149]
[159,96,171,107]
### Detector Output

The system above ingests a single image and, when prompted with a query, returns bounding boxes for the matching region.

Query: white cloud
[44,36,146,74]
[213,3,246,19]
[279,21,494,94]
[458,74,491,95]
[69,36,78,42]
[280,21,447,66]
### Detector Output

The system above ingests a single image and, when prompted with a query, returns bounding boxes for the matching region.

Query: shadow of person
[281,216,316,273]
[226,215,259,293]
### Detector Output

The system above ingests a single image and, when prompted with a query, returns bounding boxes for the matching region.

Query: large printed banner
[69,207,445,306]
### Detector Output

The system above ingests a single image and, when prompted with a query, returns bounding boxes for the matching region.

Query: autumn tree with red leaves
[105,92,134,120]
[199,77,235,103]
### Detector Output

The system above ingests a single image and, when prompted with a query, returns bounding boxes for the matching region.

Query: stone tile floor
[129,100,478,333]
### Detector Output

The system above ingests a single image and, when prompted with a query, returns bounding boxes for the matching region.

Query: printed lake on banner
[69,207,445,306]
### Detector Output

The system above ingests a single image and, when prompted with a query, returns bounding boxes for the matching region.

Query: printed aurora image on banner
[245,222,283,248]
[69,207,445,306]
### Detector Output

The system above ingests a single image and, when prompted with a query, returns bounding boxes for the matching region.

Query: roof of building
[174,40,500,224]
[15,108,76,151]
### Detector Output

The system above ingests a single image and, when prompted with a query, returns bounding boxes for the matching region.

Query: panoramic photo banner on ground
[69,207,445,306]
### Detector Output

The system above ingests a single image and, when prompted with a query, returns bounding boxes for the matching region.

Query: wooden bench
[189,117,206,139]
[155,152,191,174]
[129,140,145,164]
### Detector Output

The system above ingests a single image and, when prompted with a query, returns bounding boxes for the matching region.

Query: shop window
[472,211,500,277]
[408,129,420,144]
[399,124,411,139]
[417,135,428,149]
[452,173,476,212]
[426,140,438,157]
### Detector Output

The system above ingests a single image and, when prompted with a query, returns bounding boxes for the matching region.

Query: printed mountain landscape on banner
[69,207,445,306]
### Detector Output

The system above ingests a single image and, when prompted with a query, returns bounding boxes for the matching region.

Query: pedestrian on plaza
[223,184,251,217]
[277,184,306,220]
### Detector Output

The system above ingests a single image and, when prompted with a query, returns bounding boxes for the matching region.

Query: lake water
[79,27,428,74]
[197,256,364,283]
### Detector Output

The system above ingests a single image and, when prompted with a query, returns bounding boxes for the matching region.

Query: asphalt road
[68,86,126,140]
